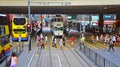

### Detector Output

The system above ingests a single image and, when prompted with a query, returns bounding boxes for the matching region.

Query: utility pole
[28,0,31,51]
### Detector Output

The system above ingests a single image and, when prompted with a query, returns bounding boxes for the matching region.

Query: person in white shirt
[10,36,13,46]
[18,35,22,51]
[18,35,21,45]
[10,52,19,67]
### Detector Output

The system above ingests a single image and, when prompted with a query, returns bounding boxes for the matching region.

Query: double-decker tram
[12,17,28,41]
[52,15,64,37]
[0,14,10,62]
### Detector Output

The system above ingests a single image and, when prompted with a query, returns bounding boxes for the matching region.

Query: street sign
[67,14,77,20]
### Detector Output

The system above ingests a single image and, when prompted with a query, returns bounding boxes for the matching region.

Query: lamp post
[28,0,31,51]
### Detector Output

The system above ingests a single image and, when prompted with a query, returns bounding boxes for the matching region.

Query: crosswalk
[32,40,110,51]
[84,41,109,50]
[31,37,112,51]
[32,39,76,50]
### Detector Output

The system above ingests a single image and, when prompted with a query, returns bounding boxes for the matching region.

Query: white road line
[56,54,62,67]
[52,54,62,67]
[27,51,36,67]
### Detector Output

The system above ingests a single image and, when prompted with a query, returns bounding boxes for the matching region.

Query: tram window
[58,18,61,22]
[14,18,26,25]
[60,27,63,30]
[1,27,5,35]
[55,27,57,31]
[2,36,9,46]
[0,27,1,36]
[0,17,7,25]
[0,38,2,45]
[57,18,63,22]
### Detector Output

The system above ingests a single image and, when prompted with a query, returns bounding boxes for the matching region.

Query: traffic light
[27,24,31,33]
[27,24,31,28]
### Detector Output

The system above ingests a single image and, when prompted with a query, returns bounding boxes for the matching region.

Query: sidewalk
[18,42,36,67]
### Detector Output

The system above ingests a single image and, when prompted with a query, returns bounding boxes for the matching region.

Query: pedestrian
[117,35,120,46]
[81,35,85,46]
[10,52,19,67]
[108,39,114,52]
[18,35,22,51]
[59,39,63,49]
[62,35,66,47]
[53,38,57,48]
[70,36,74,45]
[90,34,95,43]
[96,35,99,41]
[18,35,22,45]
[112,35,116,47]
[36,35,40,49]
[40,33,44,41]
[10,35,13,47]
[79,35,82,49]
[40,38,44,49]
[45,35,48,44]
[52,35,55,46]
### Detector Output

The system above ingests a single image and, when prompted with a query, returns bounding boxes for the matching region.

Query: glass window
[54,27,57,31]
[0,36,9,46]
[14,18,26,25]
[0,27,5,36]
[0,27,1,36]
[0,16,7,25]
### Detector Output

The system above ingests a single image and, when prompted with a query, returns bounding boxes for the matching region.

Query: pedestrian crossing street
[11,38,117,52]
[31,39,111,51]
[31,39,75,50]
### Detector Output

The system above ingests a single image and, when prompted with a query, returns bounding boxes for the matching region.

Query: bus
[12,17,28,41]
[0,14,10,62]
[52,15,64,37]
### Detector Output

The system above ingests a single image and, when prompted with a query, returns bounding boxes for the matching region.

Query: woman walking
[108,39,114,52]
[10,52,19,67]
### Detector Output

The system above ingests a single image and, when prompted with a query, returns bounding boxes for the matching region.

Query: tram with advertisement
[11,17,29,41]
[0,14,10,62]
[52,15,64,37]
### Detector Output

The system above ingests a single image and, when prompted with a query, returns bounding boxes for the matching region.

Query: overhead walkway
[1,0,120,6]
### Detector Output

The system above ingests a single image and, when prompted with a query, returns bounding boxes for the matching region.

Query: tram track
[36,48,42,67]
[61,49,72,67]
[65,40,89,67]
[48,38,53,67]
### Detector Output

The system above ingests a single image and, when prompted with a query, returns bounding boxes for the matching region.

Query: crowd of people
[89,33,120,52]
[36,33,68,49]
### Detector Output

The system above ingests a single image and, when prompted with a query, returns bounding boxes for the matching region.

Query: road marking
[40,54,62,67]
[27,51,36,67]
[52,54,62,67]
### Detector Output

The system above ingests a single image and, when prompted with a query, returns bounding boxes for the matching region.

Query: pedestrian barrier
[79,43,119,67]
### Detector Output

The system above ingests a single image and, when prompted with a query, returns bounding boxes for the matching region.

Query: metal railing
[79,43,119,67]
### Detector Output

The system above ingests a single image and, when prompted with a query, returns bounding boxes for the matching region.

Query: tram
[11,17,28,41]
[52,15,64,37]
[0,14,10,62]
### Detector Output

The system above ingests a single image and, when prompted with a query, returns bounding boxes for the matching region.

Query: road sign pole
[28,0,31,51]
